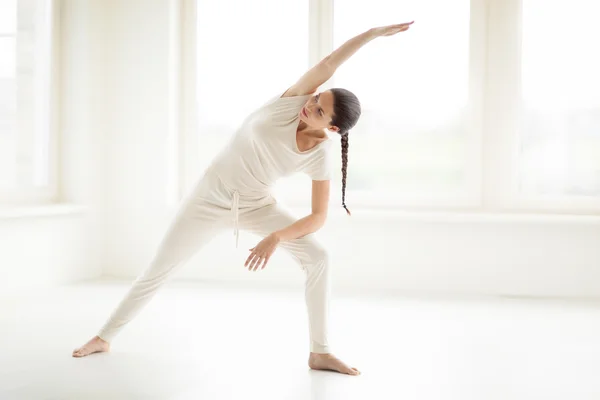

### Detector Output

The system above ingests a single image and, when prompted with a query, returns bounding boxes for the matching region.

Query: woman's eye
[319,108,323,116]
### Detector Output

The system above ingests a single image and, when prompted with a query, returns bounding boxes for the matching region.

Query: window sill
[286,206,600,225]
[0,204,88,220]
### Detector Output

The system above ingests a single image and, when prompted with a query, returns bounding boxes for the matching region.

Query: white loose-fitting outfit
[98,93,335,353]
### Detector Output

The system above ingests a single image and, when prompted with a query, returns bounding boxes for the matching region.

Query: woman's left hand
[370,21,414,37]
[245,233,281,271]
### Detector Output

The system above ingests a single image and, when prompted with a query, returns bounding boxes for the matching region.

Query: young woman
[73,21,414,376]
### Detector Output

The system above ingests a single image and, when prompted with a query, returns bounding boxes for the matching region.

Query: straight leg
[97,196,227,342]
[73,167,234,357]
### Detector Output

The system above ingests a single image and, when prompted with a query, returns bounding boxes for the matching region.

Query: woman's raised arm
[282,21,414,97]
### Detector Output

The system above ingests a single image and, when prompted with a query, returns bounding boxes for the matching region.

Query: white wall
[0,0,109,294]
[102,0,174,279]
[83,0,600,299]
[106,204,600,299]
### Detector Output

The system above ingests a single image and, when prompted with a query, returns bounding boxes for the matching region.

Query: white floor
[2,280,600,400]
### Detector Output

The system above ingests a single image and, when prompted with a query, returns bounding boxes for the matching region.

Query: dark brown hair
[329,88,361,216]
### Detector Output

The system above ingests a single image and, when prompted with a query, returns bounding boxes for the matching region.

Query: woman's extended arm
[244,180,330,271]
[282,21,414,97]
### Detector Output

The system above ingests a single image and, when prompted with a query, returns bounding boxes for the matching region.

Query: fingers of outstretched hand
[246,250,262,271]
[245,251,257,268]
[393,25,410,33]
[246,251,271,271]
[246,241,276,271]
[260,255,270,270]
[384,21,413,35]
[250,254,261,271]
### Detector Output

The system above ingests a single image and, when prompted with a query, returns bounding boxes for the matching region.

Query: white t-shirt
[209,92,333,194]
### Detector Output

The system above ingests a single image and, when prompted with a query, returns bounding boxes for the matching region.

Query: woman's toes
[72,347,87,357]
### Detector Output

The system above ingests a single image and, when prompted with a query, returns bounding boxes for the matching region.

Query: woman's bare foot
[308,352,360,376]
[72,336,110,358]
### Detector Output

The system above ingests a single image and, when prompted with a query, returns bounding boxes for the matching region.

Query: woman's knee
[305,242,329,268]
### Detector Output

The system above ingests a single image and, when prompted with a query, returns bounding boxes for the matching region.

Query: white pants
[97,167,331,353]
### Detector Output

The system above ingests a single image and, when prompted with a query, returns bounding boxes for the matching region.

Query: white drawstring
[232,190,240,248]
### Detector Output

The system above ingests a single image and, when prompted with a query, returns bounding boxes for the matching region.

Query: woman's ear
[328,125,340,133]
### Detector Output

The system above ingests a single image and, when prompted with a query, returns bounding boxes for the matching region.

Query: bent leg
[239,203,331,353]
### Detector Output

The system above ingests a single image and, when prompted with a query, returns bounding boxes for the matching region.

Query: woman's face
[299,90,339,132]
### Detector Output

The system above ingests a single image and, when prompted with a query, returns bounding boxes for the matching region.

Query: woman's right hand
[370,21,414,37]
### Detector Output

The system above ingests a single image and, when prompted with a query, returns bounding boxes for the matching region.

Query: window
[519,0,600,199]
[0,1,18,191]
[188,0,600,214]
[0,0,56,204]
[195,0,308,170]
[193,0,478,209]
[194,0,310,203]
[331,0,474,207]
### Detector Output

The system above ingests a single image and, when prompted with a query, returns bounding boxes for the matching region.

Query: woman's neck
[297,122,328,140]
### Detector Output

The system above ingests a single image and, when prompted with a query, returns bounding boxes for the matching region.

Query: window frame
[483,0,600,214]
[0,0,60,205]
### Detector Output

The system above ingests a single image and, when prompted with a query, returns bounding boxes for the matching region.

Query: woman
[73,21,414,376]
